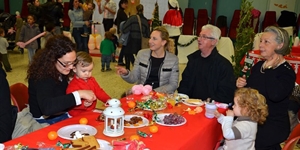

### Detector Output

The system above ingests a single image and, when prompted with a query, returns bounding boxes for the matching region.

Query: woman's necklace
[260,58,286,74]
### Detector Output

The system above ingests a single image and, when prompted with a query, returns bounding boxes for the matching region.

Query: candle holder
[103,99,125,137]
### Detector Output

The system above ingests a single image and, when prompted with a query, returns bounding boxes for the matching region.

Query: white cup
[205,103,217,118]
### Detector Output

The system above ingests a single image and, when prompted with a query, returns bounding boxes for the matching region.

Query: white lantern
[103,99,125,137]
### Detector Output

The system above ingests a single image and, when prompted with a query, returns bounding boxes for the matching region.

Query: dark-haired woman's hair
[27,35,76,81]
[119,0,128,8]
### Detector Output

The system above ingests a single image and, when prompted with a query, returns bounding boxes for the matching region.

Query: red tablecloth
[241,50,300,84]
[4,95,226,150]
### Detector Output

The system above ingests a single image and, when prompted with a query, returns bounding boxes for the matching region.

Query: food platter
[182,99,204,107]
[176,93,189,101]
[57,124,97,140]
[124,115,149,128]
[155,113,186,127]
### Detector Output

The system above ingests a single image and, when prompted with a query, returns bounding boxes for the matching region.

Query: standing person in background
[122,4,150,70]
[27,35,96,125]
[19,15,40,63]
[0,28,12,72]
[162,0,183,56]
[68,0,90,53]
[41,0,64,35]
[100,31,115,72]
[109,27,118,62]
[114,0,128,66]
[92,0,105,40]
[81,1,95,37]
[27,0,43,49]
[102,0,116,32]
[236,26,296,150]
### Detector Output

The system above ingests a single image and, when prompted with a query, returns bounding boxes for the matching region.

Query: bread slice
[71,138,89,148]
[186,99,203,105]
[83,136,100,149]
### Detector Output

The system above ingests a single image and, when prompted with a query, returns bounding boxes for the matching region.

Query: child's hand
[226,110,234,116]
[214,110,221,118]
[84,100,93,107]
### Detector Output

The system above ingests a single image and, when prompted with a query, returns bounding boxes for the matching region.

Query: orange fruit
[149,125,158,133]
[127,101,136,108]
[48,131,58,140]
[79,117,88,125]
[130,134,140,141]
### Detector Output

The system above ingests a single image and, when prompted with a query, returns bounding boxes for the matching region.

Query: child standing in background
[214,88,268,150]
[109,27,118,62]
[66,51,111,117]
[0,28,12,72]
[44,23,55,42]
[100,31,115,72]
[81,1,95,37]
[19,14,40,63]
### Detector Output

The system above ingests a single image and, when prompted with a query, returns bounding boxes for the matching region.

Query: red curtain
[4,0,10,13]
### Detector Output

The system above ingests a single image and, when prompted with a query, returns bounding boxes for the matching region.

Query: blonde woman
[116,26,179,93]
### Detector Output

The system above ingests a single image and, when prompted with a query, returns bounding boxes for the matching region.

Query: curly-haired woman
[27,35,96,124]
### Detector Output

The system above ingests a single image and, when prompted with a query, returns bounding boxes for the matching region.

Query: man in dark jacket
[41,0,64,34]
[0,64,17,142]
[178,24,236,104]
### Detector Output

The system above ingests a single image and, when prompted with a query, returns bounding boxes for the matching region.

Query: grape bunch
[163,113,185,125]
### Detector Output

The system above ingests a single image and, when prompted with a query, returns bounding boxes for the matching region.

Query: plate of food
[57,124,97,140]
[124,115,149,128]
[154,113,186,127]
[183,99,204,107]
[176,93,189,101]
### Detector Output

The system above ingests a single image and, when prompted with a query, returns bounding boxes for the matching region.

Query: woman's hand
[236,76,247,88]
[116,66,128,76]
[78,90,96,102]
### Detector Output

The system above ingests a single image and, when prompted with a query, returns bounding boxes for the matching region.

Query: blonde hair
[234,88,268,124]
[109,28,116,34]
[76,51,93,67]
[152,26,175,54]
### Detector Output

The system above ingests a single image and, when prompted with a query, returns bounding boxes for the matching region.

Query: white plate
[124,115,149,128]
[176,93,189,101]
[57,124,97,140]
[155,113,186,127]
[97,139,113,150]
[183,99,204,107]
[0,144,4,150]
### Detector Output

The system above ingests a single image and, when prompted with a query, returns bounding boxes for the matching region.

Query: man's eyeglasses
[57,59,76,68]
[198,35,215,40]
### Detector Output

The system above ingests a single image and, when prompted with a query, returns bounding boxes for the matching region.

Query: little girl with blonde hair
[215,88,268,150]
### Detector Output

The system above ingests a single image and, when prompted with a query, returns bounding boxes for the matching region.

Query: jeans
[35,113,69,125]
[27,48,35,63]
[72,27,89,53]
[101,55,111,69]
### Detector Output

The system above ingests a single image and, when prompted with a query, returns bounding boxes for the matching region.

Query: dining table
[4,95,227,150]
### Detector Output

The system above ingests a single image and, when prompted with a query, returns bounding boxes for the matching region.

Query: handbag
[137,15,149,49]
[118,21,130,46]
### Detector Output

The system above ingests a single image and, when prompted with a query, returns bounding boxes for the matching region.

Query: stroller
[0,12,21,52]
